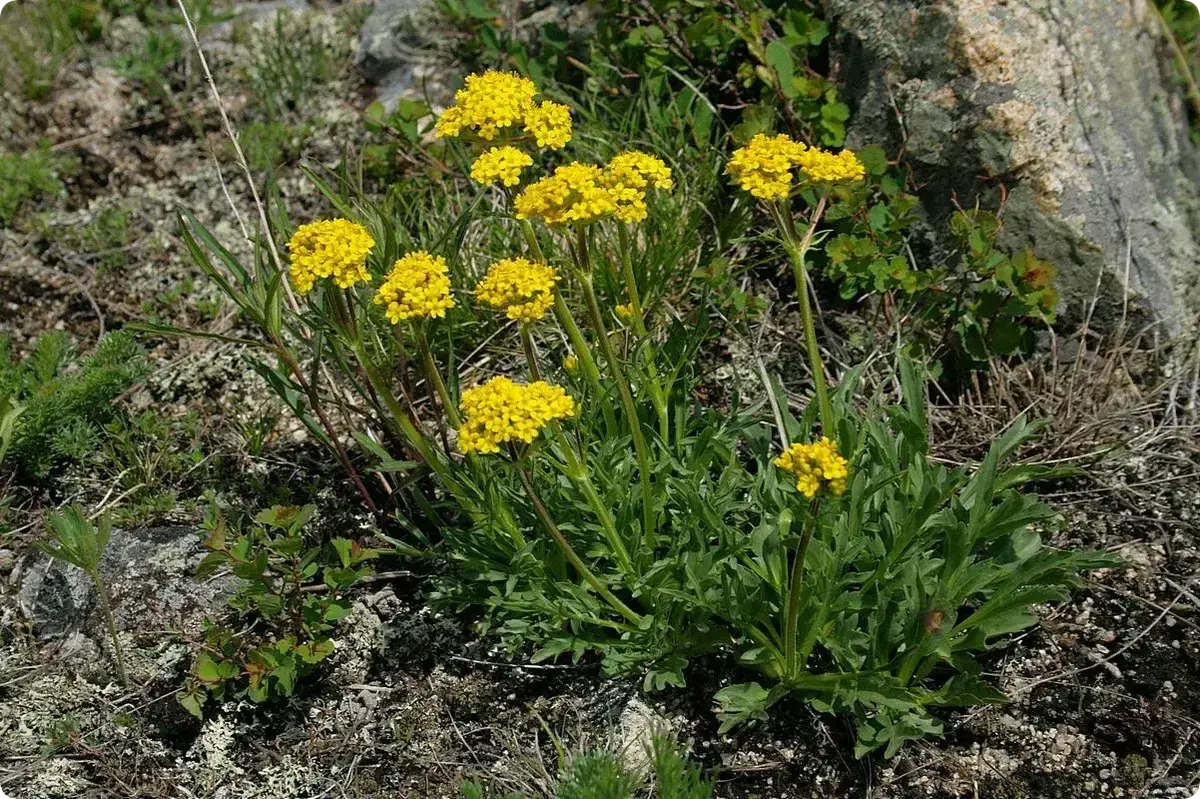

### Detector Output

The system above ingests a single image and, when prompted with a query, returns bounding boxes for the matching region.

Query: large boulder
[829,0,1200,335]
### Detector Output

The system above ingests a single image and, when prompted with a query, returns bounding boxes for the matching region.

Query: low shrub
[179,504,378,716]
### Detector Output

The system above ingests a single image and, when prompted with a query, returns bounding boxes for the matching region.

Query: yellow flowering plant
[149,73,1112,759]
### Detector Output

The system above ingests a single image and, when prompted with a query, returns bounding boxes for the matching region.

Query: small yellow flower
[615,302,635,322]
[795,147,867,184]
[373,251,455,323]
[563,354,578,373]
[470,146,534,187]
[605,151,674,191]
[774,437,849,499]
[523,100,572,149]
[456,376,576,455]
[603,151,673,223]
[725,133,807,200]
[514,162,617,226]
[434,71,538,141]
[474,257,559,323]
[286,219,375,295]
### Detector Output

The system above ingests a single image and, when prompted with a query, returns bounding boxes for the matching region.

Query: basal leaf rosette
[373,251,455,323]
[474,257,559,323]
[456,376,576,455]
[774,437,849,499]
[287,219,375,295]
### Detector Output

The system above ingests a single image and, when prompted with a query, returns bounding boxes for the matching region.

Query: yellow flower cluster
[515,153,674,226]
[523,100,573,150]
[434,71,537,141]
[796,148,867,184]
[603,151,674,223]
[515,162,616,226]
[474,257,559,323]
[614,302,635,321]
[373,251,455,323]
[774,437,849,499]
[726,134,866,198]
[433,71,572,150]
[286,219,375,295]
[605,151,675,192]
[725,134,808,200]
[456,376,576,454]
[471,146,534,187]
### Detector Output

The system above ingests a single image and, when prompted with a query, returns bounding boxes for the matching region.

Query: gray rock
[17,557,96,638]
[355,0,598,110]
[356,0,454,110]
[829,0,1200,335]
[17,525,234,644]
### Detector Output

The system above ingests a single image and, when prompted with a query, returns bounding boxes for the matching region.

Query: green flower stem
[274,343,383,524]
[552,292,614,427]
[416,323,460,428]
[783,498,821,680]
[93,572,128,685]
[516,465,643,626]
[616,224,669,442]
[574,227,657,563]
[330,287,358,343]
[552,423,634,575]
[517,218,606,393]
[777,195,834,435]
[616,224,647,334]
[351,340,462,497]
[520,325,542,381]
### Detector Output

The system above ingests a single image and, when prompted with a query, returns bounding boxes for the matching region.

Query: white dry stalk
[174,0,299,313]
[176,0,370,442]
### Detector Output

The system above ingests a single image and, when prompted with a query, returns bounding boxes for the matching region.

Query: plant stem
[553,424,634,574]
[516,465,643,626]
[783,499,820,679]
[351,340,463,497]
[573,227,657,564]
[616,224,669,442]
[520,325,542,381]
[416,323,460,428]
[616,224,647,335]
[275,344,383,524]
[330,287,358,342]
[517,218,607,392]
[92,573,128,686]
[778,195,834,435]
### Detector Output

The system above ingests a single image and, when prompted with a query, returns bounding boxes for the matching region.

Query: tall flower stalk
[773,194,833,434]
[571,225,657,559]
[726,133,866,435]
[774,438,848,678]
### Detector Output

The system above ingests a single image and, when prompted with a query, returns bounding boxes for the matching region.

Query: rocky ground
[1,0,1198,797]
